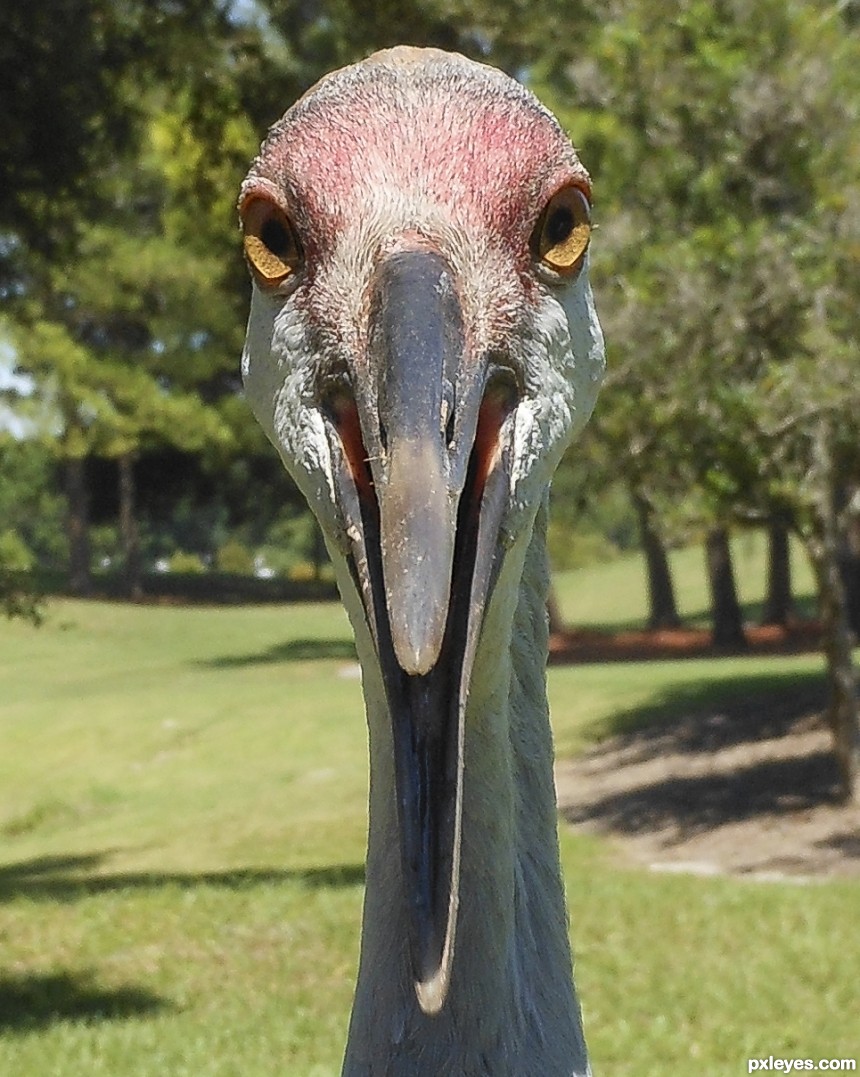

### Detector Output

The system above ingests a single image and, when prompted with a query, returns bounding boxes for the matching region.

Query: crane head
[239,46,604,1016]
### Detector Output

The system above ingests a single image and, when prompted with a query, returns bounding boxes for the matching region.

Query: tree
[11,230,237,593]
[0,436,58,620]
[704,527,747,649]
[0,0,133,238]
[630,486,681,631]
[537,0,860,797]
[3,2,263,594]
[761,513,795,627]
[839,494,860,636]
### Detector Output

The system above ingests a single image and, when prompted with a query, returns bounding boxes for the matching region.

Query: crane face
[239,46,605,1014]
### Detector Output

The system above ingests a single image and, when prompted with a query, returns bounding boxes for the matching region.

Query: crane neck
[342,495,590,1077]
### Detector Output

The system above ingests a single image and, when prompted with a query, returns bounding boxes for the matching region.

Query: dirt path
[551,623,860,881]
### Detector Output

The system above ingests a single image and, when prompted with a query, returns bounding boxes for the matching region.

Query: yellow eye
[533,186,591,274]
[241,197,302,285]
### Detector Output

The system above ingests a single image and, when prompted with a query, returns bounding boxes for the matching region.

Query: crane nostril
[318,364,355,426]
[484,361,522,413]
[442,378,456,449]
[379,420,389,454]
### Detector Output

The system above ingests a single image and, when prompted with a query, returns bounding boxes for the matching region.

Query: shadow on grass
[197,637,357,668]
[561,666,856,845]
[597,667,827,748]
[0,970,170,1032]
[564,750,843,839]
[681,594,819,631]
[816,830,860,858]
[0,854,365,903]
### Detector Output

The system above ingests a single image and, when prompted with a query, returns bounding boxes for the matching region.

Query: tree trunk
[546,585,565,635]
[65,456,92,595]
[118,452,143,600]
[630,487,681,630]
[705,526,747,649]
[811,545,860,804]
[838,488,860,637]
[761,515,795,626]
[807,435,859,804]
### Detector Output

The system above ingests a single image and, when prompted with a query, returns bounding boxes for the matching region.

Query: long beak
[322,249,516,1014]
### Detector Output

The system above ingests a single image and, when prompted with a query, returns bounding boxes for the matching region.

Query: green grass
[554,529,816,630]
[0,600,365,1075]
[548,652,828,758]
[0,553,855,1075]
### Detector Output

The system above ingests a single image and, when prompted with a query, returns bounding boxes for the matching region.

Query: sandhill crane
[239,46,605,1076]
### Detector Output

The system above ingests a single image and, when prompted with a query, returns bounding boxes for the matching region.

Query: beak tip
[414,969,449,1016]
[389,596,448,676]
[392,626,443,677]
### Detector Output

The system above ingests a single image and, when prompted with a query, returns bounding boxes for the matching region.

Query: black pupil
[546,205,574,246]
[261,217,291,256]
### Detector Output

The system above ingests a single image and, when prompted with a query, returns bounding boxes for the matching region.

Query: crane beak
[322,250,516,1014]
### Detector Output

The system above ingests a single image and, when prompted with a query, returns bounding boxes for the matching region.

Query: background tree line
[1,0,858,797]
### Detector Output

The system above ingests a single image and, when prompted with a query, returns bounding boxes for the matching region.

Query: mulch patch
[549,619,823,664]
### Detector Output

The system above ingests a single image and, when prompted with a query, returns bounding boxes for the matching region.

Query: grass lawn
[0,552,856,1075]
[553,529,816,630]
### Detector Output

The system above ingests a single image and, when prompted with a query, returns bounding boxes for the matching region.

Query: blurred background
[0,3,857,602]
[2,0,859,786]
[0,4,858,1073]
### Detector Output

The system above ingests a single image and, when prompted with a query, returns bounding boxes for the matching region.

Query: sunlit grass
[569,836,859,1075]
[554,529,816,630]
[0,601,365,874]
[0,559,854,1075]
[548,651,826,757]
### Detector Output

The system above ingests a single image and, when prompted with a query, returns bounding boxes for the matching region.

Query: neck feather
[342,497,589,1077]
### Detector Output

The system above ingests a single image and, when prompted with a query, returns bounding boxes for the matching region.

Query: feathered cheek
[270,302,312,372]
[270,391,341,533]
[507,401,557,518]
[517,336,579,457]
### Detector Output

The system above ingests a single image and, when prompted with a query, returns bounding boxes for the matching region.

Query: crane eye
[240,197,302,285]
[533,186,591,274]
